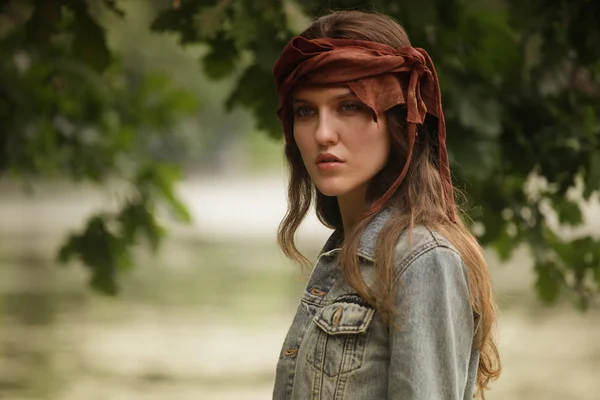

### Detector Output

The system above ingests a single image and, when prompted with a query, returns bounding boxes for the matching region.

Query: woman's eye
[294,107,314,117]
[340,102,361,112]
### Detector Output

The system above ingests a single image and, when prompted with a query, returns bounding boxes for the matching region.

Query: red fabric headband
[273,36,456,222]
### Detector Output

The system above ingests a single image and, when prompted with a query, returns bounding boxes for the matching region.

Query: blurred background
[1,0,599,399]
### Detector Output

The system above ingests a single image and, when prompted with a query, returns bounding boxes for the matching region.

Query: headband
[273,36,456,222]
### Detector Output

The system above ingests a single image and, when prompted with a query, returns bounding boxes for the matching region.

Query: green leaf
[226,64,281,136]
[465,8,520,80]
[134,163,191,223]
[90,268,118,295]
[150,0,213,44]
[57,214,124,295]
[168,90,200,113]
[549,195,583,226]
[535,261,561,305]
[57,238,75,264]
[197,0,232,39]
[582,105,598,138]
[153,164,192,222]
[101,0,126,17]
[25,0,67,45]
[549,235,600,299]
[493,239,512,262]
[583,152,600,199]
[69,3,111,72]
[477,210,506,245]
[202,32,239,80]
[493,229,516,262]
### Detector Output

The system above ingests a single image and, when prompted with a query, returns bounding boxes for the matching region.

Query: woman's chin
[315,185,348,197]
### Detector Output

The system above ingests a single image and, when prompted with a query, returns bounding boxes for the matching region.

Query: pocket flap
[313,295,375,335]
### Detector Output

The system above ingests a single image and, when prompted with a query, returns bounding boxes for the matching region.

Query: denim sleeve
[388,246,475,399]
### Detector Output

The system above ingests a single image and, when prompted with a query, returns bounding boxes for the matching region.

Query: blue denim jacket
[272,209,480,399]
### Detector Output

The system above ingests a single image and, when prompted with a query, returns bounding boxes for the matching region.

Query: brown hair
[276,10,501,398]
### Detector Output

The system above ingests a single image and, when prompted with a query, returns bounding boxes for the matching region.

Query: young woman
[271,10,501,400]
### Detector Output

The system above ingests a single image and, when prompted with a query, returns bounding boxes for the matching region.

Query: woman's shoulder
[396,225,458,254]
[393,225,465,282]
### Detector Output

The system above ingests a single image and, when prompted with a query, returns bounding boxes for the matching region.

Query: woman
[272,10,501,400]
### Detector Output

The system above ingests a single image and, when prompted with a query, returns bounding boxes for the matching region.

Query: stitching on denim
[301,277,340,306]
[318,248,341,259]
[357,250,374,262]
[393,243,462,284]
[319,249,374,263]
[333,358,349,400]
[314,307,375,334]
[301,297,323,307]
[332,294,370,307]
[393,241,437,279]
[312,328,327,399]
[427,226,441,246]
[428,227,457,249]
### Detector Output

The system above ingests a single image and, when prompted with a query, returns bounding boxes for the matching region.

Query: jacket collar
[319,207,392,262]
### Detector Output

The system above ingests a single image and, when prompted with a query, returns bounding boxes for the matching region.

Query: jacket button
[283,348,298,357]
[332,305,343,327]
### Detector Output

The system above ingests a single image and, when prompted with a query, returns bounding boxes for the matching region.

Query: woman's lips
[316,160,345,171]
[315,153,342,164]
[315,153,344,171]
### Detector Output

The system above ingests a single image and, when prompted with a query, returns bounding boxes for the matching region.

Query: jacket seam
[393,243,461,285]
[426,226,441,246]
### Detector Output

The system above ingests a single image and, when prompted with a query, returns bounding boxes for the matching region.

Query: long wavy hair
[276,10,501,398]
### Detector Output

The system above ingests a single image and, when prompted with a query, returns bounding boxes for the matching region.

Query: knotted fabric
[273,36,456,222]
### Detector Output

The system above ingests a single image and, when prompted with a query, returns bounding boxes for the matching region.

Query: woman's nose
[314,112,338,146]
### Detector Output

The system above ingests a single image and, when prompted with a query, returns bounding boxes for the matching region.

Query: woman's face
[292,85,390,201]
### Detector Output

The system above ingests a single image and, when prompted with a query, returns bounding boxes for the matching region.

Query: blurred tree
[2,0,600,308]
[0,0,199,294]
[150,0,600,309]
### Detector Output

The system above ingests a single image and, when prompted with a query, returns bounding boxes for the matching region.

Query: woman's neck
[337,188,368,237]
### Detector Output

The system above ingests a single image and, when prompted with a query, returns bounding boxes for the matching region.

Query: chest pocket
[306,294,375,377]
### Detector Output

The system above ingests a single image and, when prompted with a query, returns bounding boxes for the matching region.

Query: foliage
[1,0,600,308]
[150,0,600,309]
[0,0,198,293]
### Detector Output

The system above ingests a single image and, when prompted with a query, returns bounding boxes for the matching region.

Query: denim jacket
[272,209,481,399]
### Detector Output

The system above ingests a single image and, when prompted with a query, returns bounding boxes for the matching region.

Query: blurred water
[0,175,599,400]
